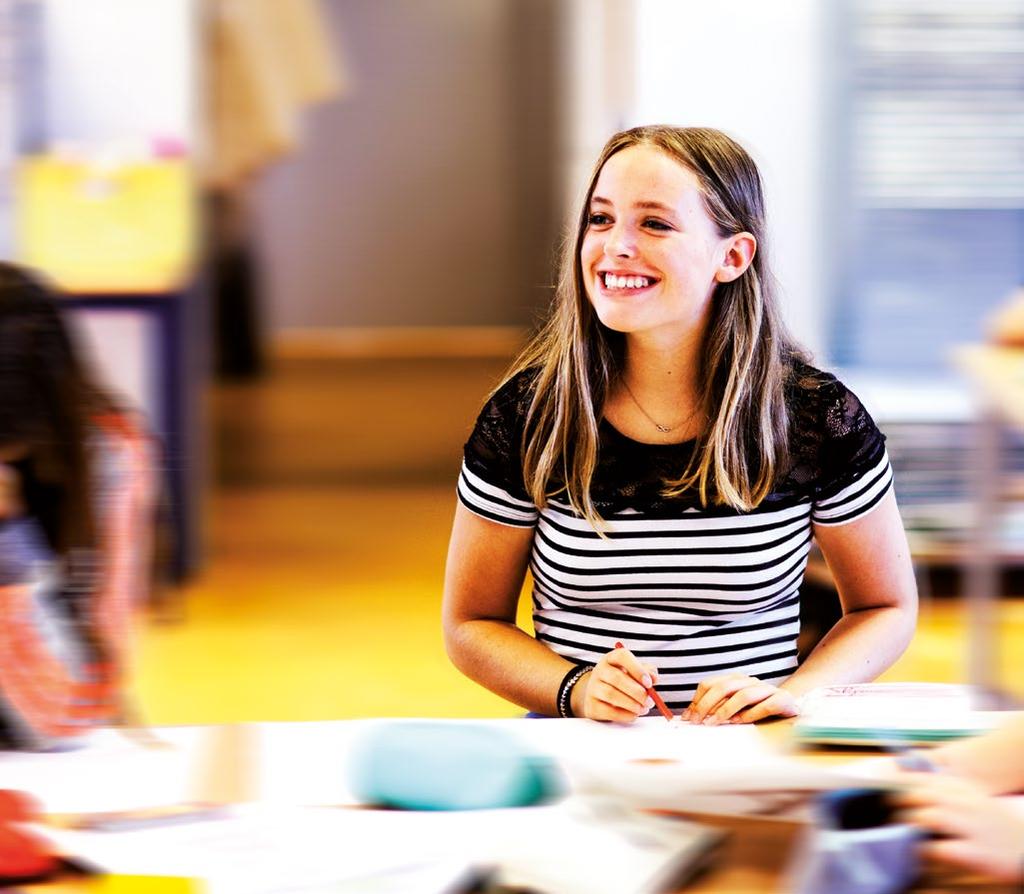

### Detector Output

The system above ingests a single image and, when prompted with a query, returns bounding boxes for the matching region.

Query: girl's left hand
[683,674,799,725]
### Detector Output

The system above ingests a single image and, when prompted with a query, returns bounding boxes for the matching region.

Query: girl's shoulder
[786,358,841,397]
[782,358,887,493]
[488,366,540,409]
[475,366,541,433]
[785,359,869,437]
[463,367,541,499]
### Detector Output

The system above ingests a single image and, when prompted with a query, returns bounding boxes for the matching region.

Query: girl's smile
[593,268,661,298]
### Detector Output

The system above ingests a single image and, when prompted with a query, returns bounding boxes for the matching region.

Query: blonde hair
[502,125,802,529]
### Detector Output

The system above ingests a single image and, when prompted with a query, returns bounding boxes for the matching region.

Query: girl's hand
[897,775,1024,883]
[683,674,799,725]
[576,644,658,723]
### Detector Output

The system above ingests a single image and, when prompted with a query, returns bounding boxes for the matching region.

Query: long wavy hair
[503,125,804,528]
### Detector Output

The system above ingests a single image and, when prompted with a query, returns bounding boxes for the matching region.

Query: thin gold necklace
[620,377,700,434]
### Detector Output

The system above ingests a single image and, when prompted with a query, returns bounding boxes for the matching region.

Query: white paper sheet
[47,798,719,894]
[0,726,209,813]
[48,805,487,894]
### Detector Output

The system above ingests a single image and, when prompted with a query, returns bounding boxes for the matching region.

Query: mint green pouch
[347,722,565,810]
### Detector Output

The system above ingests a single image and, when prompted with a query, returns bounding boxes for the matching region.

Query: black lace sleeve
[787,367,893,525]
[458,370,539,526]
[815,376,888,499]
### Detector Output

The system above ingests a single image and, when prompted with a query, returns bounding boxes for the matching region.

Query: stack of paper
[793,683,1014,746]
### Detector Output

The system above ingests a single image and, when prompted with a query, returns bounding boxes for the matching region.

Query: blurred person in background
[443,125,918,723]
[0,263,155,749]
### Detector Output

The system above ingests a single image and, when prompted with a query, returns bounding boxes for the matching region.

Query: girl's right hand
[575,644,658,722]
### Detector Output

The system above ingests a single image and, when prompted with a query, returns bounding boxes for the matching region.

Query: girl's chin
[592,312,645,334]
[587,296,637,329]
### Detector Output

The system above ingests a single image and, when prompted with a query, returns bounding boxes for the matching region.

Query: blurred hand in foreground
[897,774,1024,883]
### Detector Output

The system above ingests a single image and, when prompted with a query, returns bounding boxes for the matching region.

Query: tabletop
[10,716,1018,894]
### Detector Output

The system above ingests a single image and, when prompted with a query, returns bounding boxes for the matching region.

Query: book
[793,682,1015,746]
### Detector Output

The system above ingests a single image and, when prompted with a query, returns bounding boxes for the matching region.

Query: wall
[21,0,197,422]
[255,0,562,333]
[43,0,196,147]
[631,0,828,356]
[558,0,637,215]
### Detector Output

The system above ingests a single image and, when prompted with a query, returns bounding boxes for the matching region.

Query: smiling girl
[442,126,917,724]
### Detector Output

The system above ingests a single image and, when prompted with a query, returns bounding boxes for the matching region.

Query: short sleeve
[457,371,539,528]
[811,379,894,527]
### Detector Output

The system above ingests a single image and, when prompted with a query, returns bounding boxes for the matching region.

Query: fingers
[896,778,992,839]
[901,803,972,840]
[903,785,1024,883]
[682,675,798,725]
[608,643,658,688]
[709,683,777,723]
[919,838,994,874]
[727,690,800,724]
[918,831,1024,883]
[896,775,980,812]
[683,674,758,723]
[590,666,650,712]
[581,645,658,723]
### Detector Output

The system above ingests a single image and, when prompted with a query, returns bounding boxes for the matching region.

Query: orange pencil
[614,641,673,722]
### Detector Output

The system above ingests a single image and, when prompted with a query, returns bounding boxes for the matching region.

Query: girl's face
[580,145,737,347]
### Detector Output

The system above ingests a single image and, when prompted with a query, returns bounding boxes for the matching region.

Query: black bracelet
[556,663,595,718]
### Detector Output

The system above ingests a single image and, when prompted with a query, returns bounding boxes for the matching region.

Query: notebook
[793,683,1015,746]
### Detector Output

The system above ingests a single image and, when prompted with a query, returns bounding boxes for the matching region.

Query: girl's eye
[643,218,672,231]
[588,212,611,226]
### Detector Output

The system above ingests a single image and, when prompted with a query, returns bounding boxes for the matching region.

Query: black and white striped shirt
[458,364,894,712]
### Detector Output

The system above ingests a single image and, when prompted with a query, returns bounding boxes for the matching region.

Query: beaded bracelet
[556,663,595,718]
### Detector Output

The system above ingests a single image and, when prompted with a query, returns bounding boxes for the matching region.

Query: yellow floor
[133,356,1024,724]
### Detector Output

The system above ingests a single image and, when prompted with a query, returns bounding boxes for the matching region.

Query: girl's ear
[714,233,756,283]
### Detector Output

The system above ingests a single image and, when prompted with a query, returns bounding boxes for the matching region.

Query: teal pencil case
[347,722,565,810]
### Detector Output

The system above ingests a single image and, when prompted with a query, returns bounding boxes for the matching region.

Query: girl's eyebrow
[591,195,678,216]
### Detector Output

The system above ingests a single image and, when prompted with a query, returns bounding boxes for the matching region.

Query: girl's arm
[442,502,654,720]
[688,489,918,723]
[783,487,919,694]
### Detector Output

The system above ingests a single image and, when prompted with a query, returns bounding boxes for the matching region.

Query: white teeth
[603,273,650,289]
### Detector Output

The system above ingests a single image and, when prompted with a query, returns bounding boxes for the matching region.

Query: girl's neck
[621,333,702,399]
[603,333,707,445]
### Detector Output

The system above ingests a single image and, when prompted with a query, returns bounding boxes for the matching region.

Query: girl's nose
[604,224,637,259]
